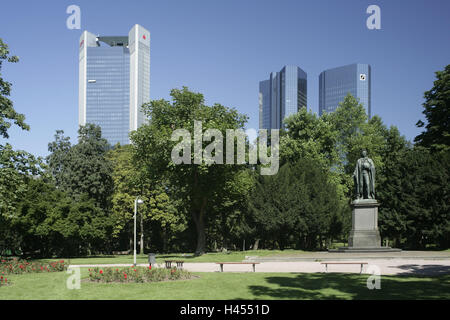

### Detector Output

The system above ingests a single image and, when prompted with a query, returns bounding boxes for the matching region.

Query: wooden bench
[321,262,368,274]
[164,260,184,269]
[215,262,260,272]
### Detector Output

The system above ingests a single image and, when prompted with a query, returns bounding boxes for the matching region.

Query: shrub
[0,275,8,287]
[88,266,192,283]
[0,258,67,275]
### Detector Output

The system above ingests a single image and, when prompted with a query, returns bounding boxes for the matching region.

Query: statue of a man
[353,150,376,200]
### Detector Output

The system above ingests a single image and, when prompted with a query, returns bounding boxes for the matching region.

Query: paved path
[245,250,450,261]
[69,259,450,276]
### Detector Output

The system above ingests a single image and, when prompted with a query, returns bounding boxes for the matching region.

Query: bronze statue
[353,150,375,200]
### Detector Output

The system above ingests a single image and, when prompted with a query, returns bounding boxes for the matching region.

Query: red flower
[124,274,127,279]
[100,270,103,274]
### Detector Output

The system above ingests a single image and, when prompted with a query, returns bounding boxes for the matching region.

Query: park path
[69,259,450,276]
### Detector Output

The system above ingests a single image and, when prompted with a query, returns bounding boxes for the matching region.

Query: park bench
[215,262,260,272]
[321,262,368,274]
[164,260,184,269]
[112,250,131,255]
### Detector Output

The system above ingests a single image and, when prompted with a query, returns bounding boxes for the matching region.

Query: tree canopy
[415,64,450,152]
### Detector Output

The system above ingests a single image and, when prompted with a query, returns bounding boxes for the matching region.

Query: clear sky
[1,0,449,157]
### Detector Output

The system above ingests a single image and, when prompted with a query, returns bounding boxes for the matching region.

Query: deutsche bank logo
[360,74,367,81]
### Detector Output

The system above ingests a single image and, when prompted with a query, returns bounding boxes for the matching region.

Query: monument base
[330,199,401,253]
[329,247,402,253]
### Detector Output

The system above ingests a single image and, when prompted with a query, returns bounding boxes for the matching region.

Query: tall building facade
[259,65,307,130]
[79,24,150,145]
[319,63,371,118]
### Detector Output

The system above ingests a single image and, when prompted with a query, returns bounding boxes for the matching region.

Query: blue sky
[1,0,449,157]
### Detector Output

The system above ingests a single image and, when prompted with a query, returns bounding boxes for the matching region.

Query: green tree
[107,144,188,253]
[0,39,44,255]
[207,168,255,251]
[415,65,450,151]
[378,147,449,249]
[281,107,338,168]
[47,124,113,211]
[249,158,341,250]
[46,130,71,187]
[107,144,139,248]
[142,184,188,253]
[0,38,29,139]
[11,178,114,257]
[131,87,248,255]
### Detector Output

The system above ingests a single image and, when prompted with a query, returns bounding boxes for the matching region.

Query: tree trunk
[253,239,260,250]
[193,197,207,256]
[193,213,206,255]
[162,228,168,253]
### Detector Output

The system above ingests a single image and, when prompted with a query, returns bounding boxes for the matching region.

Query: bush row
[0,258,66,275]
[88,266,192,283]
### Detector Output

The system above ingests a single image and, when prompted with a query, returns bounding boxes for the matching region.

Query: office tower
[259,65,307,130]
[319,63,371,118]
[79,24,150,145]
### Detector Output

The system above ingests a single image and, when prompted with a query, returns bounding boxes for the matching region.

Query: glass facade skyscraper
[79,25,150,146]
[319,63,371,118]
[259,65,307,130]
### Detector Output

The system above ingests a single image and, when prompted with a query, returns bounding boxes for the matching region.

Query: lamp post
[134,197,144,266]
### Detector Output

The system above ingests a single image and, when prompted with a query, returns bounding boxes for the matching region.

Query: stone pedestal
[349,200,381,247]
[331,200,401,253]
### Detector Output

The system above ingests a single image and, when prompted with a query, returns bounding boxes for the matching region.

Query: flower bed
[0,258,67,275]
[0,275,8,287]
[88,266,192,283]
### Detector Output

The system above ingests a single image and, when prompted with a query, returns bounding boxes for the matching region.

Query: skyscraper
[79,24,150,146]
[319,63,371,118]
[259,65,307,130]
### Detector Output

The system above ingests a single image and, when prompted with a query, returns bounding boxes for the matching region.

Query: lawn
[36,250,308,265]
[0,269,448,300]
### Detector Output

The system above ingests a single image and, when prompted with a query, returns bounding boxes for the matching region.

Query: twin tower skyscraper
[259,63,371,130]
[78,24,150,145]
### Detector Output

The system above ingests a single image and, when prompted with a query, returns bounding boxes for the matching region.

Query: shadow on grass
[391,264,450,276]
[247,273,450,300]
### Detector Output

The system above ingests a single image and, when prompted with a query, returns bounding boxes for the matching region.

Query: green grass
[36,250,307,265]
[0,269,448,300]
[29,248,450,266]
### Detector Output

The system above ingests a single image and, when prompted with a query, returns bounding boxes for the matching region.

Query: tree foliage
[249,158,341,250]
[10,178,114,257]
[0,38,29,139]
[415,64,450,151]
[378,147,450,249]
[46,124,113,210]
[131,87,249,254]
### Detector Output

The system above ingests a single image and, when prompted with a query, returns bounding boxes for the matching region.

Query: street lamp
[134,197,144,266]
